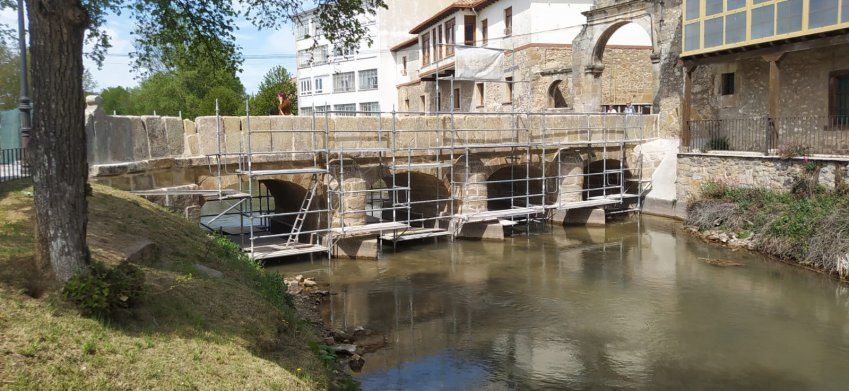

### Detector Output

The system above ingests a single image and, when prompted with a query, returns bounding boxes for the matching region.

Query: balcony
[682,0,849,57]
[683,116,849,156]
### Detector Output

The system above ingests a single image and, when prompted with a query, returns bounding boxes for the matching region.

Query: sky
[1,5,649,95]
[0,7,297,95]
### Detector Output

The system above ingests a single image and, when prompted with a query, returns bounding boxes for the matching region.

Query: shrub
[777,142,811,160]
[699,180,729,200]
[703,136,730,152]
[63,261,145,318]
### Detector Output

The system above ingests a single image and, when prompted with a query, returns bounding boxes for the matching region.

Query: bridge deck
[330,221,409,235]
[132,189,250,200]
[237,168,327,177]
[546,193,642,210]
[380,228,451,242]
[249,243,329,260]
[455,206,546,223]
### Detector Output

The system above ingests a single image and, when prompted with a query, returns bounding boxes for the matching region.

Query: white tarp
[454,46,505,81]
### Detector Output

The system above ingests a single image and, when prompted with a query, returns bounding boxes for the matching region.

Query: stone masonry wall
[601,47,655,106]
[677,153,849,204]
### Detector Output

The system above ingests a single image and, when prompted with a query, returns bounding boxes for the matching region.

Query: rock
[295,275,304,282]
[348,354,364,372]
[193,264,223,278]
[331,329,350,343]
[331,344,357,355]
[322,336,336,346]
[698,257,744,267]
[303,279,318,288]
[124,239,159,264]
[354,334,386,354]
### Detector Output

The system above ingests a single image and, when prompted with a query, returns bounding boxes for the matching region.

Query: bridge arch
[383,171,453,228]
[261,179,327,239]
[583,159,634,200]
[486,165,544,211]
[571,0,661,113]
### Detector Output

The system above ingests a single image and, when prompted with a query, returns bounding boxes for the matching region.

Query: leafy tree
[0,36,20,109]
[99,86,132,115]
[250,66,297,116]
[8,0,386,282]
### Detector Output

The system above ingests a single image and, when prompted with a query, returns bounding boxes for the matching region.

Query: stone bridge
[84,96,676,257]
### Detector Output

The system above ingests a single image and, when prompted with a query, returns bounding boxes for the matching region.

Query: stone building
[681,0,849,154]
[389,0,656,114]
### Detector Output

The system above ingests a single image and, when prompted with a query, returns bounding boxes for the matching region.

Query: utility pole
[17,0,32,155]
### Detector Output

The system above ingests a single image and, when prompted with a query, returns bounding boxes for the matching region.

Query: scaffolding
[198,100,656,261]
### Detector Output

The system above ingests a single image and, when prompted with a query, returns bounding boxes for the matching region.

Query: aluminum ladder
[285,173,320,247]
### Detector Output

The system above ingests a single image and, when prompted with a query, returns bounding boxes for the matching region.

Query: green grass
[0,179,347,389]
[687,180,849,275]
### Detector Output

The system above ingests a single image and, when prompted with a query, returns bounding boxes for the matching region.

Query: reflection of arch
[548,80,568,108]
[261,179,327,238]
[383,172,453,227]
[583,159,632,200]
[486,166,544,211]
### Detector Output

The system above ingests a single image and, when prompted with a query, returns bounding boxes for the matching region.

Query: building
[680,0,849,154]
[295,2,455,116]
[391,0,656,114]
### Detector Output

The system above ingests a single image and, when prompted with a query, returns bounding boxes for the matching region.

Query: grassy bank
[686,181,849,278]
[0,180,350,389]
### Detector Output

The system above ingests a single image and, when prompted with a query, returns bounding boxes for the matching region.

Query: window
[476,83,485,107]
[314,105,329,114]
[299,78,312,96]
[296,19,311,39]
[777,0,803,34]
[727,0,746,10]
[684,22,701,51]
[334,72,355,92]
[809,0,839,29]
[360,102,380,115]
[505,77,513,103]
[548,80,567,108]
[420,95,426,110]
[297,49,312,68]
[453,88,461,110]
[704,17,724,48]
[333,46,353,61]
[359,69,378,90]
[725,12,747,44]
[334,104,356,116]
[300,107,313,116]
[463,15,475,46]
[685,0,701,20]
[705,0,723,16]
[481,19,488,46]
[504,7,512,36]
[402,56,408,75]
[436,27,443,61]
[751,5,775,39]
[830,71,849,120]
[404,98,410,111]
[313,46,328,65]
[314,78,324,94]
[422,33,431,65]
[436,92,442,110]
[720,73,735,96]
[445,19,456,56]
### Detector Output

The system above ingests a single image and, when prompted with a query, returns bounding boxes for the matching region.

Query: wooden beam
[682,32,849,67]
[681,65,696,148]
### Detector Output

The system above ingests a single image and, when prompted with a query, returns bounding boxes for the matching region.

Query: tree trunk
[26,0,90,282]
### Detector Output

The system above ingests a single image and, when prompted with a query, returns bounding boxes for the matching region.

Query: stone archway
[548,80,569,109]
[571,1,662,113]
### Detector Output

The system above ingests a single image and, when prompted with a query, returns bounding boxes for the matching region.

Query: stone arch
[571,1,661,113]
[548,80,569,109]
[261,179,327,239]
[383,171,453,228]
[486,165,544,211]
[583,159,633,200]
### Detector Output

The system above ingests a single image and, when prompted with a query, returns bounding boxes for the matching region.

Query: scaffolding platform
[455,206,546,223]
[388,162,453,170]
[132,188,250,201]
[380,227,451,242]
[237,168,327,177]
[248,243,329,260]
[330,221,410,235]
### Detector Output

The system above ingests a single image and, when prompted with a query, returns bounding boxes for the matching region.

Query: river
[268,216,849,390]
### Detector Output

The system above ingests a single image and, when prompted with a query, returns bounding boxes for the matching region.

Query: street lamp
[17,0,31,154]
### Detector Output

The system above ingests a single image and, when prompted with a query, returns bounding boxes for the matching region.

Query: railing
[684,116,849,156]
[0,148,30,181]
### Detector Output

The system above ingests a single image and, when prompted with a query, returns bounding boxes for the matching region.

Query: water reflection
[269,217,849,390]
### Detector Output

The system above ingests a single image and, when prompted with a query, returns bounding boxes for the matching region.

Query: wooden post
[681,64,696,150]
[763,52,785,152]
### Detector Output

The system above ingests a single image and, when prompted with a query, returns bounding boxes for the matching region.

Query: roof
[390,37,419,52]
[409,0,496,34]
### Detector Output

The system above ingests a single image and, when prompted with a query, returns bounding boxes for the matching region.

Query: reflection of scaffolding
[201,101,655,261]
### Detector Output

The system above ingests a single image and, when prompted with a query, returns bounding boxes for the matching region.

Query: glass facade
[682,0,849,55]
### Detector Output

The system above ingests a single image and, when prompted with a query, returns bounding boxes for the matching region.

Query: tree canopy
[249,65,297,116]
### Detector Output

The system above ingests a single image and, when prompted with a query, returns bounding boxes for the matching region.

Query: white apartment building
[294,2,455,116]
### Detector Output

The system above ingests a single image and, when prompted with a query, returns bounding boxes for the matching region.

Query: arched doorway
[596,23,654,114]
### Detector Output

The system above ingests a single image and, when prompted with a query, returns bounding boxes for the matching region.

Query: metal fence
[684,115,849,155]
[0,148,29,181]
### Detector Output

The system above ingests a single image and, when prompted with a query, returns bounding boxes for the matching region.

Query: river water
[268,217,849,390]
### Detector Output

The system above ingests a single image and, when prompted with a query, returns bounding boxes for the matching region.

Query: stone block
[107,116,135,163]
[333,238,379,260]
[109,175,132,191]
[131,174,154,191]
[128,117,150,160]
[564,208,606,226]
[185,134,200,156]
[164,116,185,156]
[142,116,168,158]
[222,116,242,133]
[456,222,504,241]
